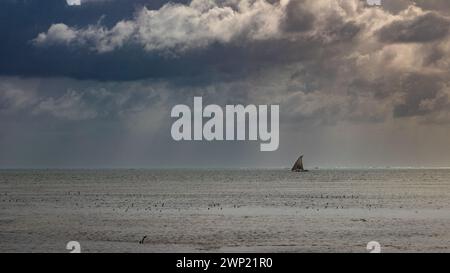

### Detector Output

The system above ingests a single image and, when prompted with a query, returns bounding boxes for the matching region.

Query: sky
[1,0,450,168]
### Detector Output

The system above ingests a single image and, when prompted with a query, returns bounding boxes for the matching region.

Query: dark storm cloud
[377,12,450,43]
[1,0,449,120]
[413,0,450,14]
[5,0,445,124]
[2,0,450,168]
[0,0,369,81]
[0,0,449,83]
[0,77,171,121]
[382,0,450,14]
[0,0,192,81]
[393,73,445,118]
[281,0,315,33]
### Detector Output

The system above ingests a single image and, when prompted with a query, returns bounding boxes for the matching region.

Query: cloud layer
[37,0,286,53]
[1,0,450,167]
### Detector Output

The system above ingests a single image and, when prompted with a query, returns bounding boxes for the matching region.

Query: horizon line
[2,166,450,171]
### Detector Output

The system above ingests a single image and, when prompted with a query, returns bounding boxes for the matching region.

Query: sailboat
[292,155,309,172]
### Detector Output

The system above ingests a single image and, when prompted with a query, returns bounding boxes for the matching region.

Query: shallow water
[0,169,449,252]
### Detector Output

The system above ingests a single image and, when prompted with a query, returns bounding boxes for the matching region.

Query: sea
[1,169,449,253]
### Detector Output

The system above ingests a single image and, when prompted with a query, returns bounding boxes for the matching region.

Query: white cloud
[34,24,78,45]
[0,84,37,113]
[35,0,287,52]
[66,0,81,6]
[34,0,415,53]
[27,0,450,124]
[34,90,97,121]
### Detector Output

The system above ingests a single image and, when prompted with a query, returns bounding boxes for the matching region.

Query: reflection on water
[1,169,449,252]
